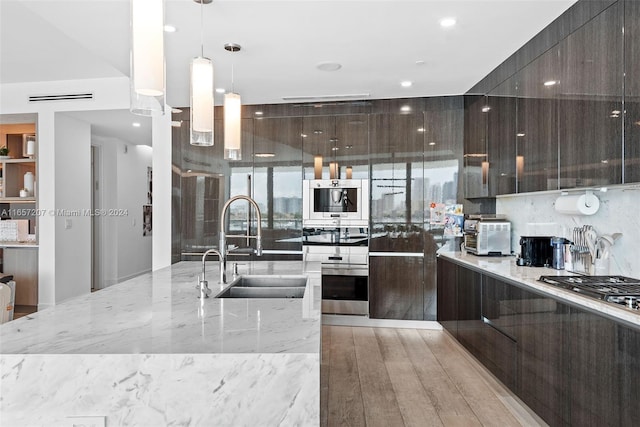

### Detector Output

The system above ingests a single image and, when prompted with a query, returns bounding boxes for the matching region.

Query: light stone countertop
[0,260,322,354]
[438,249,640,329]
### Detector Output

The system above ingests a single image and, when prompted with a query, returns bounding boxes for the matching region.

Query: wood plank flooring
[321,326,547,427]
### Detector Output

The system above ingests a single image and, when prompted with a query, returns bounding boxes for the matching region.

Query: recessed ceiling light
[429,142,436,146]
[417,127,425,133]
[254,153,275,158]
[254,111,263,116]
[400,105,411,112]
[164,25,177,33]
[440,17,457,28]
[544,80,557,86]
[316,62,342,72]
[415,60,426,66]
[481,106,491,113]
[517,133,526,137]
[132,122,141,127]
[401,81,413,88]
[215,88,226,94]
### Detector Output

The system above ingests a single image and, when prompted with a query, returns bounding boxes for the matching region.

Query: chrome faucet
[219,195,263,284]
[198,248,222,298]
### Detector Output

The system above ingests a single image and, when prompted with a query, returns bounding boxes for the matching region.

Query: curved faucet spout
[219,195,263,284]
[198,248,222,298]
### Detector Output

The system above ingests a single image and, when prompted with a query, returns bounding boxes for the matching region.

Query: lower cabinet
[369,255,424,320]
[436,257,640,427]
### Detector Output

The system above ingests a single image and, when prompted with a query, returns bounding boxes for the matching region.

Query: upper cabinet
[463,95,489,198]
[558,1,623,188]
[516,46,561,193]
[625,0,640,183]
[0,125,37,203]
[464,0,638,195]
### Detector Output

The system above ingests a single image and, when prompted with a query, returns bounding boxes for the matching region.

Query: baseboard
[322,314,443,330]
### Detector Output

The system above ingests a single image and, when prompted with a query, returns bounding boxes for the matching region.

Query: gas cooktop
[539,275,640,311]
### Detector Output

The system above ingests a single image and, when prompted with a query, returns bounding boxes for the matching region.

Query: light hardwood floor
[321,326,547,427]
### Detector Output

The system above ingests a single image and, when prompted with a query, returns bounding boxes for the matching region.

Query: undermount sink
[215,275,307,299]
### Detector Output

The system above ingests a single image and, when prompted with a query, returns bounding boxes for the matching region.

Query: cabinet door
[511,285,570,426]
[436,257,457,335]
[568,307,619,426]
[617,324,640,427]
[369,255,424,320]
[455,266,482,352]
[487,76,518,196]
[516,46,560,192]
[479,276,518,390]
[625,0,640,183]
[558,2,623,188]
[463,95,489,198]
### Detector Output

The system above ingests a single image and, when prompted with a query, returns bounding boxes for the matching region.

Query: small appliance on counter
[518,236,554,267]
[463,215,511,256]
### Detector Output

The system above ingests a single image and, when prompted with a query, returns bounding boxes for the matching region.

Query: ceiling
[0,0,577,146]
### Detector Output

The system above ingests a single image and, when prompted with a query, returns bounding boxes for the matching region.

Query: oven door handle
[322,267,369,277]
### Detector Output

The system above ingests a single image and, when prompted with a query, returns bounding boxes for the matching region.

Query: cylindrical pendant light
[329,162,339,179]
[130,0,165,116]
[224,92,242,159]
[190,0,214,146]
[314,155,323,179]
[190,57,214,146]
[346,166,353,179]
[224,43,242,160]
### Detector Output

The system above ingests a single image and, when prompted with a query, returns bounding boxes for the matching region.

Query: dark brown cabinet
[515,46,561,193]
[463,95,489,198]
[486,92,517,196]
[369,255,424,320]
[438,257,640,426]
[558,1,623,188]
[625,0,640,183]
[436,257,457,335]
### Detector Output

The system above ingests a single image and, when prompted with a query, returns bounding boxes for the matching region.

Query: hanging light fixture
[224,43,242,160]
[130,0,166,116]
[190,0,214,146]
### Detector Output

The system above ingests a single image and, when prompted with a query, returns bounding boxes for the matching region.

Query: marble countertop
[0,261,322,355]
[438,249,640,328]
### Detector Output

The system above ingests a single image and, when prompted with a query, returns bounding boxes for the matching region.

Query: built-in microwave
[302,179,369,227]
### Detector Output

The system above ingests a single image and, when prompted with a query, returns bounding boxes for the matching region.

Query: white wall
[0,76,173,308]
[92,136,153,286]
[54,113,92,303]
[497,186,640,278]
[117,144,153,281]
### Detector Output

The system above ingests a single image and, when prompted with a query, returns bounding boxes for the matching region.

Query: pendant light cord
[199,0,204,57]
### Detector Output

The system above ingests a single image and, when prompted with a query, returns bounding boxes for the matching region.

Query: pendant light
[190,0,214,146]
[130,0,165,116]
[224,43,242,160]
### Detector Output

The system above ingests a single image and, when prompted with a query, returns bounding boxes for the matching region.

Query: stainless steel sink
[215,275,307,299]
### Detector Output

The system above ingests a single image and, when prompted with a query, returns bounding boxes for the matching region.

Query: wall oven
[302,179,369,227]
[303,242,369,316]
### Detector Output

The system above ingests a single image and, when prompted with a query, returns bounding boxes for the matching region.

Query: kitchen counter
[438,249,640,328]
[0,261,321,426]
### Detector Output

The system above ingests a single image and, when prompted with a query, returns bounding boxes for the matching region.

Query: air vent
[29,93,94,102]
[282,93,370,101]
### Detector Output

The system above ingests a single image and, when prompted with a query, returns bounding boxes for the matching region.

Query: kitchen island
[0,261,321,426]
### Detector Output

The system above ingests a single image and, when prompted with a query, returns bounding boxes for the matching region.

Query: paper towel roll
[554,193,600,215]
